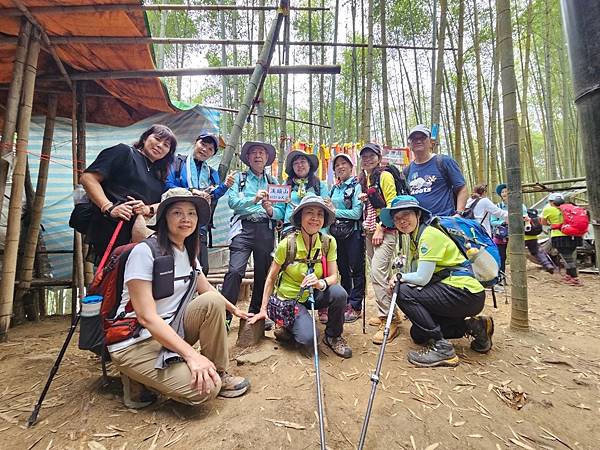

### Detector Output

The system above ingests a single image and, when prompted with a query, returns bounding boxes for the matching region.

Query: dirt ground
[0,264,599,450]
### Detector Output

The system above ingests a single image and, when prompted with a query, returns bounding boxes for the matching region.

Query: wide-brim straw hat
[285,149,319,177]
[147,187,211,230]
[240,141,276,166]
[290,194,336,228]
[380,195,432,229]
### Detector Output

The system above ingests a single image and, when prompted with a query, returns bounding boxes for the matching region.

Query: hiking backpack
[371,163,409,199]
[557,203,589,237]
[280,231,331,273]
[426,216,501,287]
[460,197,483,220]
[524,208,543,236]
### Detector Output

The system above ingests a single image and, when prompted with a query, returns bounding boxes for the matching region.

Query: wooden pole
[0,30,41,341]
[39,64,340,83]
[218,0,289,180]
[2,4,328,15]
[0,19,31,218]
[13,95,57,321]
[71,84,85,319]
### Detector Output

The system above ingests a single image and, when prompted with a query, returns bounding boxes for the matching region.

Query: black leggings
[552,236,581,278]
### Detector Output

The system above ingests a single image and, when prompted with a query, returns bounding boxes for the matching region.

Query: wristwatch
[104,204,117,218]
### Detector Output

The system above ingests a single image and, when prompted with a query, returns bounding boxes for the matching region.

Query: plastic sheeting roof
[0,0,176,126]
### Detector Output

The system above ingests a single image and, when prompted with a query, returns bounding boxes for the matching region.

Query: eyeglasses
[408,135,428,144]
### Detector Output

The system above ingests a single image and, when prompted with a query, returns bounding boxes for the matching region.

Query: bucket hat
[285,149,319,177]
[147,187,211,230]
[380,195,432,229]
[240,141,276,166]
[290,194,336,228]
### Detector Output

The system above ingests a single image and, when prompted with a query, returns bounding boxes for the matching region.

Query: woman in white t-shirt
[108,188,250,408]
[464,184,508,236]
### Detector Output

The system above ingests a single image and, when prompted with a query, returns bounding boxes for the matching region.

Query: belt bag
[267,295,299,329]
[329,219,356,240]
[104,317,141,345]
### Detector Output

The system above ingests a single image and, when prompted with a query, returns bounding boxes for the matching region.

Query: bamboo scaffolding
[0,30,41,341]
[38,64,340,82]
[218,0,288,180]
[9,0,73,90]
[0,35,455,51]
[2,3,329,16]
[13,95,57,321]
[0,19,31,218]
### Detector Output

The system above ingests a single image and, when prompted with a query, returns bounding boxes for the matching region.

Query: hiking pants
[552,235,582,278]
[365,230,398,316]
[222,220,275,316]
[336,229,366,311]
[290,284,347,346]
[109,292,228,405]
[397,282,485,343]
[524,239,555,272]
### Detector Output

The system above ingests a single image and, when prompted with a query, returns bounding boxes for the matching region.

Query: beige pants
[110,292,228,405]
[365,231,399,316]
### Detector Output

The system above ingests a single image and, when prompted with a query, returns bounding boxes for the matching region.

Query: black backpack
[370,164,409,199]
[525,208,543,236]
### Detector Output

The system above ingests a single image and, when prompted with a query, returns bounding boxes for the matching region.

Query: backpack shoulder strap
[282,231,298,271]
[175,154,187,183]
[208,167,219,186]
[142,234,163,257]
[238,171,248,192]
[321,233,330,259]
[435,154,453,190]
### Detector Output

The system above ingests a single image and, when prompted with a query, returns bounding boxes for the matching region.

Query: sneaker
[562,275,583,286]
[323,335,352,358]
[493,283,505,293]
[372,319,401,345]
[368,316,384,327]
[274,327,293,342]
[465,316,494,353]
[218,371,250,398]
[407,339,459,368]
[344,305,361,323]
[264,317,275,331]
[121,374,156,409]
[318,308,328,324]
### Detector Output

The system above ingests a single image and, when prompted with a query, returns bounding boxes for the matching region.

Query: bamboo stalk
[38,64,340,82]
[2,3,329,16]
[361,0,374,142]
[0,19,31,219]
[13,95,58,321]
[0,30,41,341]
[218,0,288,181]
[10,0,73,90]
[278,14,291,179]
[328,0,340,146]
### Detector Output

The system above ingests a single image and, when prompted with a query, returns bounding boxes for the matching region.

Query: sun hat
[290,194,336,228]
[147,187,211,230]
[196,133,219,154]
[408,124,432,140]
[285,149,319,177]
[240,141,276,166]
[495,183,507,197]
[359,142,382,158]
[380,195,432,229]
[331,153,354,168]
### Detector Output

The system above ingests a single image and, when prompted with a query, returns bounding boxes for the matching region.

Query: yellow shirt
[410,226,484,294]
[541,205,566,237]
[273,232,337,302]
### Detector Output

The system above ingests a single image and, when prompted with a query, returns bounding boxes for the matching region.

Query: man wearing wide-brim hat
[221,140,279,330]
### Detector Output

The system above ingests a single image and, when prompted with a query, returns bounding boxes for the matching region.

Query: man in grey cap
[403,124,468,216]
[221,141,279,329]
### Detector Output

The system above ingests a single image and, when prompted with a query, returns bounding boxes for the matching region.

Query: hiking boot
[264,317,275,331]
[407,339,459,368]
[344,305,362,323]
[121,374,156,409]
[368,316,384,327]
[218,371,250,398]
[323,334,352,358]
[465,316,494,353]
[372,319,401,345]
[318,308,328,324]
[274,326,294,342]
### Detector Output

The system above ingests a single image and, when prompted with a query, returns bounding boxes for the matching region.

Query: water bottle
[81,294,103,317]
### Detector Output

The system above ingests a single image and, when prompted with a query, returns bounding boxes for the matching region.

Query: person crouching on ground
[380,195,493,368]
[108,188,250,408]
[248,194,352,358]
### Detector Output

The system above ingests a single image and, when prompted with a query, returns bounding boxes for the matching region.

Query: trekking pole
[27,222,123,427]
[308,287,327,450]
[358,270,402,450]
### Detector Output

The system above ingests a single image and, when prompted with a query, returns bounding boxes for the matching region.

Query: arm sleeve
[400,260,437,286]
[227,173,255,211]
[164,161,181,189]
[444,156,466,189]
[123,244,154,283]
[380,171,397,206]
[84,144,129,180]
[272,200,286,221]
[482,198,508,219]
[209,169,228,201]
[335,183,363,220]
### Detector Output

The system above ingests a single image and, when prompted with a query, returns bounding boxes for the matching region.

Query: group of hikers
[76,123,585,409]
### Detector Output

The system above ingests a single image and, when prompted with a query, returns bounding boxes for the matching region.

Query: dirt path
[0,266,599,450]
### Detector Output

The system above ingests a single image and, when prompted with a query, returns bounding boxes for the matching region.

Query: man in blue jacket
[166,133,235,274]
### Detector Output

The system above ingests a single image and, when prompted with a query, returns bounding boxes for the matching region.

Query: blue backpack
[426,216,501,288]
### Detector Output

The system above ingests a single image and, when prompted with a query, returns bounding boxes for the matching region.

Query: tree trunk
[361,0,374,142]
[380,0,392,146]
[329,0,341,145]
[257,0,266,141]
[0,31,41,341]
[544,0,558,179]
[472,0,485,183]
[431,0,448,145]
[308,0,314,143]
[497,0,528,331]
[452,0,465,168]
[278,14,290,179]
